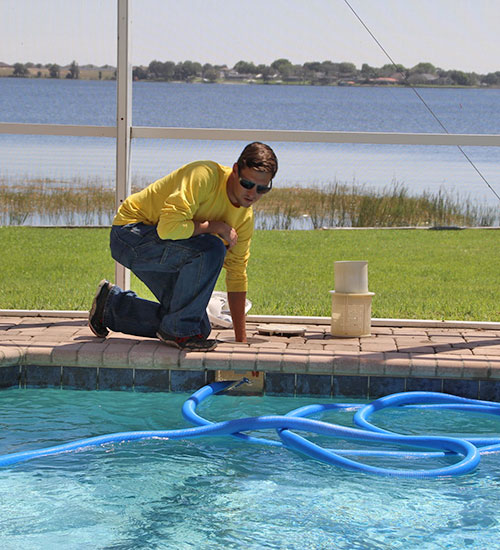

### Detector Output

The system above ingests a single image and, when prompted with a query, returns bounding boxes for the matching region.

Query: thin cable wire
[343,0,500,202]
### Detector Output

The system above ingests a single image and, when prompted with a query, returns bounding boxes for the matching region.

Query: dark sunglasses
[239,177,273,194]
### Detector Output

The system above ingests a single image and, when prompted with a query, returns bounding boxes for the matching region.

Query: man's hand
[213,221,238,249]
[192,220,238,249]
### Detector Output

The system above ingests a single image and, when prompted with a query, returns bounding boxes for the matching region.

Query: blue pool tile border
[3,365,500,402]
[369,376,406,399]
[296,374,332,396]
[443,379,479,400]
[62,366,98,390]
[24,365,62,388]
[100,367,134,391]
[405,377,443,393]
[478,381,500,402]
[333,375,369,397]
[265,373,295,395]
[0,365,20,389]
[134,368,169,392]
[170,369,208,392]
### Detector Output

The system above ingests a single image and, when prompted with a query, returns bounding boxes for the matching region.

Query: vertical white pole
[115,0,131,289]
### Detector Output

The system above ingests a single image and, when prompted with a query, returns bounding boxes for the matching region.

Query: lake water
[1,78,500,207]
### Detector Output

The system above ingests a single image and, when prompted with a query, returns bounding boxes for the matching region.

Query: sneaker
[157,329,218,351]
[89,279,113,338]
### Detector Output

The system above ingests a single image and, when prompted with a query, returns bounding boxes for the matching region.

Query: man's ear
[232,163,239,175]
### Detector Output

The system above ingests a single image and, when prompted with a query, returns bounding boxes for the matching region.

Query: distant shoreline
[1,73,499,90]
[0,66,116,81]
[1,65,499,89]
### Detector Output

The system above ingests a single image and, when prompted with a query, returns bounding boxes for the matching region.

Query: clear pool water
[1,388,500,549]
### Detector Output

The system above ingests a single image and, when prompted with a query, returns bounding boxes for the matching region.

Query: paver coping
[1,313,499,379]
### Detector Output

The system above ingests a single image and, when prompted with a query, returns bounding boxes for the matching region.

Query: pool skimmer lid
[257,324,307,337]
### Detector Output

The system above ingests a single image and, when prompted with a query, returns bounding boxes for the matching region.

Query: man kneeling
[89,142,278,351]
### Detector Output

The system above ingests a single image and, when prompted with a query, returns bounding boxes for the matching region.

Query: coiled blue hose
[1,381,499,477]
[354,391,500,453]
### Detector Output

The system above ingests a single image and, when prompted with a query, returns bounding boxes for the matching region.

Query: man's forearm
[227,291,247,342]
[192,220,238,249]
[192,220,219,236]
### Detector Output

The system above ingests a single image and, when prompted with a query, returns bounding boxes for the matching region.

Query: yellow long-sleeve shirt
[112,161,253,292]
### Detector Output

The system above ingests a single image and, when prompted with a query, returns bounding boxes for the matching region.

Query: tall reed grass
[254,181,498,228]
[1,176,497,228]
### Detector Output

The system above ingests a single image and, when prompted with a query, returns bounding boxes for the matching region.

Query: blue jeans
[104,223,226,338]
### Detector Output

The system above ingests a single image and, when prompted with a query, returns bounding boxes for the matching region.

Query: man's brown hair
[237,142,278,178]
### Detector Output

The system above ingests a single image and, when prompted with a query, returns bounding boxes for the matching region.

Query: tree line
[11,60,82,79]
[136,58,500,86]
[8,58,500,86]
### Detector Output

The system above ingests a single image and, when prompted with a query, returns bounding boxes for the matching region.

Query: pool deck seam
[1,315,500,379]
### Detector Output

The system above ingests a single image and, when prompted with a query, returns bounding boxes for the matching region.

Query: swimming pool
[1,388,500,549]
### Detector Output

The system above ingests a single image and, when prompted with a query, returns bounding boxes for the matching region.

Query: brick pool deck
[1,313,500,398]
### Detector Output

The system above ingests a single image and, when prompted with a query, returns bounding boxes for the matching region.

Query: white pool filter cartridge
[334,260,368,293]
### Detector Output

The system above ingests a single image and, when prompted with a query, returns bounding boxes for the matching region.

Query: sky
[1,0,499,74]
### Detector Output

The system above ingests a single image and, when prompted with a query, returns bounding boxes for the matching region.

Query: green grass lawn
[1,227,499,321]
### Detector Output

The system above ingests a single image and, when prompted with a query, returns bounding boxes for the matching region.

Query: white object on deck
[207,291,252,328]
[331,260,374,337]
[257,324,307,337]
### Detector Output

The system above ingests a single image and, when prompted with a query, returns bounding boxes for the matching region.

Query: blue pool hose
[2,380,500,477]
